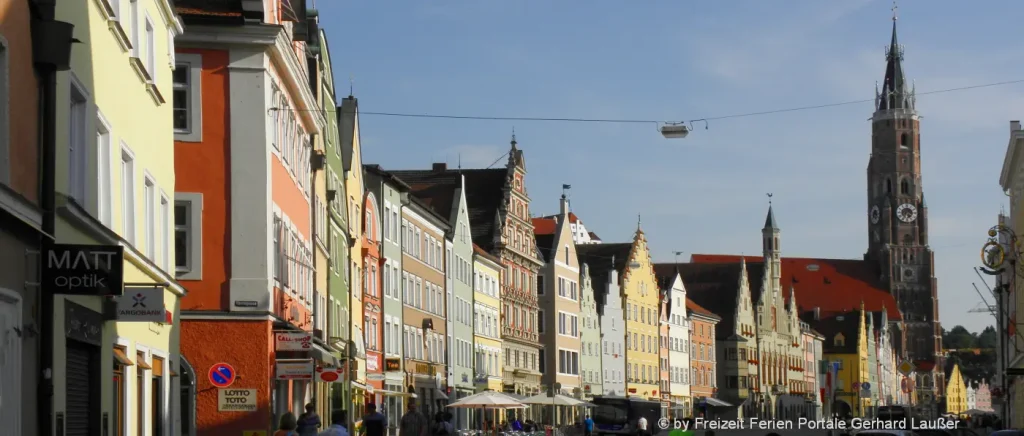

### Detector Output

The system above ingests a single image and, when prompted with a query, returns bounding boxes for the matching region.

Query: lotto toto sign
[218,389,257,412]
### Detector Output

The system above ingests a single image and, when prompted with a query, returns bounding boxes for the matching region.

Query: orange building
[0,1,42,434]
[172,1,337,434]
[362,194,384,401]
[687,299,721,415]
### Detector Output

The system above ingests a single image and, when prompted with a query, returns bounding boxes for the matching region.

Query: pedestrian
[636,415,648,436]
[361,403,387,436]
[433,411,454,436]
[400,401,430,436]
[584,415,594,436]
[275,412,299,436]
[297,403,323,436]
[320,410,350,436]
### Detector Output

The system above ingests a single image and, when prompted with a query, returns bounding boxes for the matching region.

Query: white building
[655,267,692,416]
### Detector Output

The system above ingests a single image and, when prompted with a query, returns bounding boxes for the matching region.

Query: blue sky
[316,0,1023,333]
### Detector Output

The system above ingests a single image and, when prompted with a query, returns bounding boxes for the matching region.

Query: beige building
[401,197,450,417]
[997,120,1024,424]
[535,194,582,404]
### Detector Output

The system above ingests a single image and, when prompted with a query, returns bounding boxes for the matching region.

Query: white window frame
[95,111,113,226]
[114,337,133,436]
[144,15,156,82]
[172,53,202,141]
[69,74,90,204]
[160,192,170,272]
[120,144,136,244]
[174,193,203,280]
[129,0,139,57]
[143,173,156,259]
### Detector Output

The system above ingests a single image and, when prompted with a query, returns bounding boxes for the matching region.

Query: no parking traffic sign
[208,363,237,388]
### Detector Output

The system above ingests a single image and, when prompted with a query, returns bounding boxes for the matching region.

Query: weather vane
[767,193,773,206]
[892,0,898,21]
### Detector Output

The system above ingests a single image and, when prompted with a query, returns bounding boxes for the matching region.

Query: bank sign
[115,287,165,322]
[44,244,124,296]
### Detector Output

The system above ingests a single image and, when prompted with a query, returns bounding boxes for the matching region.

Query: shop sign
[275,332,312,351]
[114,287,165,322]
[415,363,435,376]
[367,373,386,381]
[276,360,314,380]
[316,365,343,383]
[384,358,401,371]
[44,244,124,296]
[217,389,257,412]
[367,354,379,371]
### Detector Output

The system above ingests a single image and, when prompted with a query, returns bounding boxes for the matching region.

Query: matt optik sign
[44,244,124,296]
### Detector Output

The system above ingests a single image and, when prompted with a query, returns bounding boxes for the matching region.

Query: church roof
[764,205,779,230]
[690,254,902,322]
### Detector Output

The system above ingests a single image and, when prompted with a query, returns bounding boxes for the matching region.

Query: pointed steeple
[764,205,779,230]
[877,8,914,112]
[788,285,797,312]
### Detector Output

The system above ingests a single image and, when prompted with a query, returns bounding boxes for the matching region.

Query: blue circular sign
[208,363,236,388]
[861,382,871,390]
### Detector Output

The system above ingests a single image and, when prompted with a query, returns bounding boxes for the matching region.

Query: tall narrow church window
[886,178,892,194]
[901,179,910,195]
[900,133,909,147]
[771,308,777,331]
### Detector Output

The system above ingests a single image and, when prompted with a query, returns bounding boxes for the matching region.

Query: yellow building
[311,28,332,422]
[946,364,967,415]
[51,0,184,433]
[817,305,870,417]
[623,225,661,400]
[473,244,504,393]
[340,95,368,404]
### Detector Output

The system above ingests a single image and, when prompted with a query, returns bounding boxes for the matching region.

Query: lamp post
[979,224,1020,424]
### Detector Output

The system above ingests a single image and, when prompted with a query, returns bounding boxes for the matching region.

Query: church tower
[864,11,942,367]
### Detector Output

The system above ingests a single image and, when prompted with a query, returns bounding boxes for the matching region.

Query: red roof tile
[532,217,557,236]
[473,243,502,265]
[690,254,902,322]
[686,298,720,321]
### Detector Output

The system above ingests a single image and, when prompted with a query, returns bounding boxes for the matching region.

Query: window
[175,193,203,280]
[129,0,139,56]
[96,113,113,225]
[121,146,136,243]
[144,17,155,80]
[173,54,203,141]
[112,346,132,436]
[136,351,150,436]
[144,176,156,258]
[152,356,164,436]
[69,77,88,203]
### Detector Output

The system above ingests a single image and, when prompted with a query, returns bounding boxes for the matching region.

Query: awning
[703,397,732,407]
[310,341,340,367]
[435,389,449,400]
[380,389,412,397]
[113,348,134,366]
[352,380,369,391]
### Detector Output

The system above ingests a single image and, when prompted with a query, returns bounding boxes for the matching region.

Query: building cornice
[175,24,324,135]
[1000,128,1024,191]
[155,0,184,35]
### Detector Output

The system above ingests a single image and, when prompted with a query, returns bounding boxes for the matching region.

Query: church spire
[877,2,914,112]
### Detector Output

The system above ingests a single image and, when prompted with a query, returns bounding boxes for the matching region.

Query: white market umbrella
[521,392,585,406]
[447,390,528,409]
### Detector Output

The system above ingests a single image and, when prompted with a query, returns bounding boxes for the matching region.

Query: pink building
[976,380,993,412]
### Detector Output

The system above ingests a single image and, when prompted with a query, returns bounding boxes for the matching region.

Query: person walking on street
[636,415,648,436]
[400,402,430,436]
[433,412,454,436]
[362,404,387,436]
[584,415,594,436]
[319,410,350,436]
[275,412,300,436]
[297,404,322,436]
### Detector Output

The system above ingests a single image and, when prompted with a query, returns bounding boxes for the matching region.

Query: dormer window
[834,333,845,347]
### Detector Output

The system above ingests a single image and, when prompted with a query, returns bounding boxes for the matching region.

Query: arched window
[901,179,910,195]
[900,133,909,147]
[886,178,893,194]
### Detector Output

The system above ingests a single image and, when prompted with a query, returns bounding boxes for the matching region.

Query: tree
[977,326,998,349]
[943,325,977,349]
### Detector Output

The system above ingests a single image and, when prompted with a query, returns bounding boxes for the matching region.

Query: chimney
[560,195,569,216]
[432,163,447,172]
[813,307,820,320]
[1013,120,1021,133]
